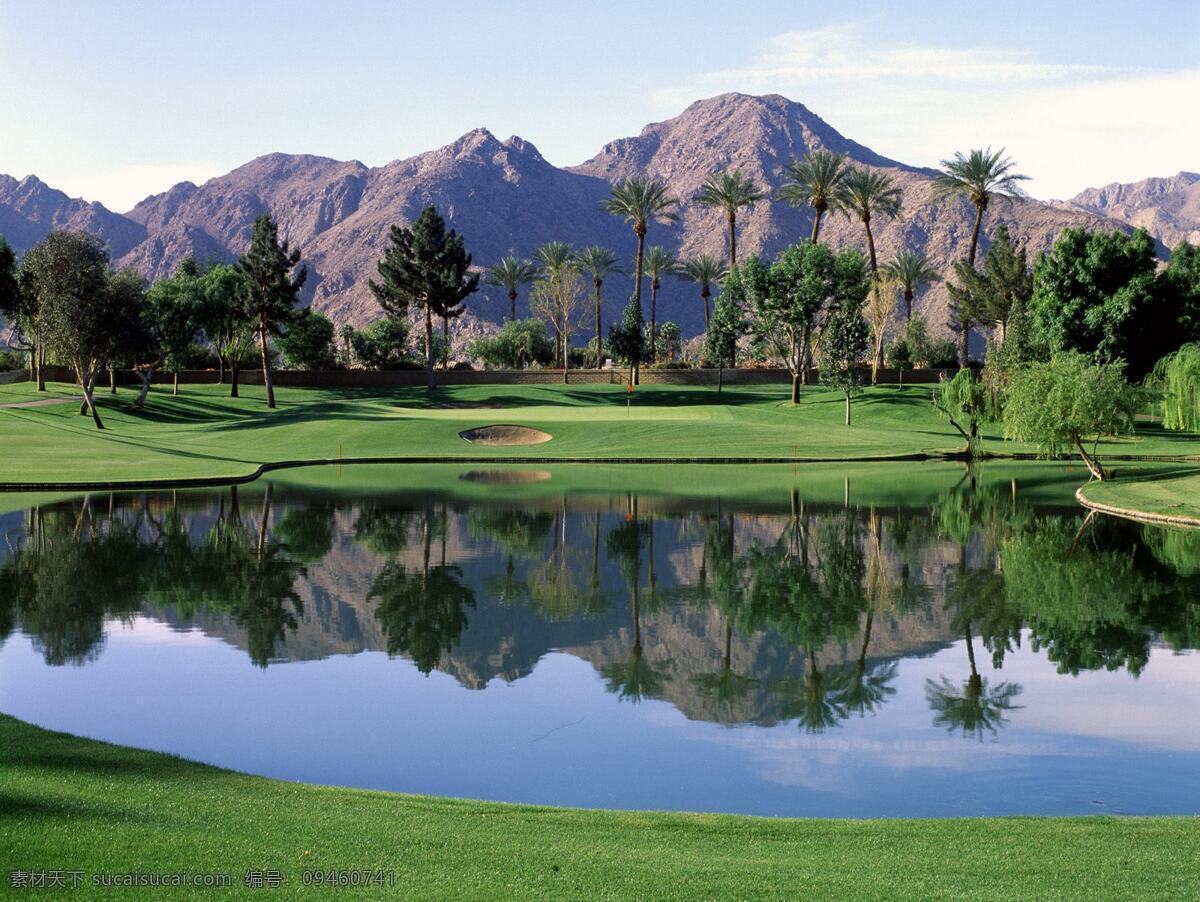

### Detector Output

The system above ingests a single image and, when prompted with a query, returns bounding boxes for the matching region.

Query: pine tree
[237,214,306,408]
[370,206,478,389]
[609,296,646,386]
[704,269,746,393]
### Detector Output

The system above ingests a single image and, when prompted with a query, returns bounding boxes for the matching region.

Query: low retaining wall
[16,365,959,389]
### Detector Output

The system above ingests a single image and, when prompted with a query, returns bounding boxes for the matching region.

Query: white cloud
[653,22,1197,199]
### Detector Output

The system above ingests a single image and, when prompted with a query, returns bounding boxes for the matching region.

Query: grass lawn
[2,715,1198,900]
[1080,467,1200,525]
[2,380,1198,488]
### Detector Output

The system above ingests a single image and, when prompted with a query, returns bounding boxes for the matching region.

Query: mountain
[1062,171,1200,249]
[0,92,1182,351]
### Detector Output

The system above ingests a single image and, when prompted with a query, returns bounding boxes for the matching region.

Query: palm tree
[694,169,765,266]
[680,254,728,327]
[600,177,679,382]
[485,256,539,322]
[533,241,576,366]
[641,246,678,361]
[574,246,622,368]
[777,149,850,242]
[933,147,1030,367]
[838,166,902,277]
[882,250,940,321]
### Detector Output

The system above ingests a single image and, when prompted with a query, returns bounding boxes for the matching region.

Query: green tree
[933,368,987,457]
[369,206,479,390]
[28,232,125,428]
[777,150,850,242]
[144,261,205,395]
[485,255,538,322]
[934,147,1030,367]
[641,245,678,361]
[0,235,27,379]
[1158,241,1200,343]
[654,321,682,363]
[599,177,678,384]
[681,254,727,327]
[237,213,307,408]
[946,225,1031,347]
[885,338,912,388]
[882,249,940,322]
[348,317,411,370]
[693,169,765,266]
[574,246,622,367]
[196,263,253,396]
[1003,352,1142,480]
[1029,227,1166,380]
[748,244,834,402]
[609,295,646,385]
[704,268,746,393]
[469,318,556,369]
[277,309,337,370]
[820,258,871,426]
[1147,343,1200,431]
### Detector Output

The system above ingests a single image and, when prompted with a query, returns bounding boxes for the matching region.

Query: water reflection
[2,470,1199,741]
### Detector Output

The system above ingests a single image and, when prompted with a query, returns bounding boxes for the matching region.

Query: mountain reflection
[2,471,1199,736]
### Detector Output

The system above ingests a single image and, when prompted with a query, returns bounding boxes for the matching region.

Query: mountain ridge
[0,93,1188,348]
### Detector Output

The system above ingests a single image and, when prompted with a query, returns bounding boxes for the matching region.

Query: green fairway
[1080,467,1200,526]
[1,715,1196,900]
[2,380,1198,489]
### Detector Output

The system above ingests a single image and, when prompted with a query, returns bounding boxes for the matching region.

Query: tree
[748,245,832,402]
[196,263,253,396]
[693,169,765,266]
[1148,343,1200,432]
[934,147,1030,367]
[882,249,940,321]
[277,309,337,370]
[1029,227,1166,380]
[27,231,122,428]
[609,296,646,386]
[1003,352,1142,480]
[777,150,850,242]
[600,176,678,384]
[680,254,727,327]
[144,261,204,395]
[469,318,556,369]
[865,273,900,384]
[705,268,746,393]
[532,241,575,367]
[369,206,478,390]
[885,338,912,388]
[1159,242,1200,343]
[654,321,682,363]
[838,166,901,279]
[574,246,622,367]
[529,264,587,382]
[641,245,678,361]
[484,256,538,322]
[348,318,411,370]
[933,368,987,457]
[0,235,24,378]
[237,213,306,408]
[820,263,871,426]
[946,225,1031,345]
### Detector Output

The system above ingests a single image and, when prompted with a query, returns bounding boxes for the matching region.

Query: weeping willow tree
[1149,343,1200,431]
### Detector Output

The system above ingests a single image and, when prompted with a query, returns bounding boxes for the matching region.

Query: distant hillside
[1062,171,1200,249]
[1,92,1177,354]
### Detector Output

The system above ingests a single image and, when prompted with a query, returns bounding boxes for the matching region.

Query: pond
[1,463,1198,818]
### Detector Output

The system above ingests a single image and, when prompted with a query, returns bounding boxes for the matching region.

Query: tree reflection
[926,675,1023,740]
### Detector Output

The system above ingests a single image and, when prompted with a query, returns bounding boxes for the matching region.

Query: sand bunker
[459,424,552,446]
[459,469,552,485]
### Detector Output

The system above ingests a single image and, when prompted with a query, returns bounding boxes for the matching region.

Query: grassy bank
[2,381,1198,489]
[1080,467,1200,526]
[1,715,1197,900]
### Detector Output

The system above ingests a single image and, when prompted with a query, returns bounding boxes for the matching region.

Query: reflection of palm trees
[368,500,475,675]
[925,674,1022,740]
[528,497,608,620]
[777,648,849,734]
[602,643,672,703]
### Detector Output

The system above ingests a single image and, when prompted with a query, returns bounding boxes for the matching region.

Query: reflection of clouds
[107,616,215,646]
[1014,651,1200,753]
[697,728,1082,793]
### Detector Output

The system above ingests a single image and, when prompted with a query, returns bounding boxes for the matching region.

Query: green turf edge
[2,714,1198,901]
[1078,467,1200,527]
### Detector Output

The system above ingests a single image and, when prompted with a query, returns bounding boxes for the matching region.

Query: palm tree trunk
[702,286,710,327]
[509,288,517,323]
[904,288,913,322]
[728,211,737,267]
[594,279,603,368]
[959,203,986,368]
[633,229,645,385]
[424,306,435,390]
[811,210,823,243]
[259,323,275,409]
[649,281,658,366]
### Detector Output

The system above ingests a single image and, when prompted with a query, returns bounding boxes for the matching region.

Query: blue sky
[0,0,1195,209]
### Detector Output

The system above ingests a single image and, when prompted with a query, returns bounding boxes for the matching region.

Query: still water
[1,464,1198,818]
